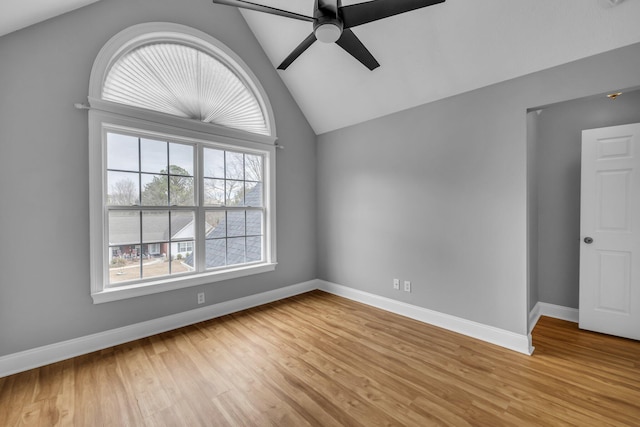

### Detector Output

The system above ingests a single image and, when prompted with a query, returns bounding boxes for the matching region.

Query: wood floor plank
[2,290,640,426]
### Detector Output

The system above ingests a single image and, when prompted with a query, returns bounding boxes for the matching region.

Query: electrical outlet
[393,278,400,290]
[404,280,411,292]
[197,292,205,304]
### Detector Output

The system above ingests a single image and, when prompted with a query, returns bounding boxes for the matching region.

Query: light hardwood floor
[1,290,639,426]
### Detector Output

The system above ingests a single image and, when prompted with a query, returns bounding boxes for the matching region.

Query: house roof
[108,211,194,247]
[185,182,263,268]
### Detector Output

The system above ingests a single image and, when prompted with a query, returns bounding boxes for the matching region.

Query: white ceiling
[239,0,640,134]
[0,0,101,38]
[3,1,640,135]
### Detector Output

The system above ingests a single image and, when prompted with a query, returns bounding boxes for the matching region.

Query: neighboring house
[171,220,196,259]
[109,182,262,272]
[108,211,195,263]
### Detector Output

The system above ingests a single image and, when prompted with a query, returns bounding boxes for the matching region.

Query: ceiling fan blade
[340,0,445,29]
[212,0,314,22]
[335,29,380,70]
[277,33,317,70]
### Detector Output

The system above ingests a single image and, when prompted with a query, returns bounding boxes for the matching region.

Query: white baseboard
[0,280,317,378]
[528,302,542,334]
[317,280,533,355]
[529,301,579,332]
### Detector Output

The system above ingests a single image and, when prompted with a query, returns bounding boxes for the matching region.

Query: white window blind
[102,43,269,135]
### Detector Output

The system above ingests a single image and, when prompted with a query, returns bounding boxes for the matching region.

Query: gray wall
[317,42,640,335]
[0,0,316,357]
[536,89,640,309]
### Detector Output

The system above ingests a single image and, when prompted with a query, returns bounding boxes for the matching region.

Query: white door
[580,123,640,340]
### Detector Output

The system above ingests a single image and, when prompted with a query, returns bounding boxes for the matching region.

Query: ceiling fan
[212,0,445,70]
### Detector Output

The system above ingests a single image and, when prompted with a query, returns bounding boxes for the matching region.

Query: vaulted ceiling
[4,0,640,135]
[0,0,100,38]
[239,0,640,133]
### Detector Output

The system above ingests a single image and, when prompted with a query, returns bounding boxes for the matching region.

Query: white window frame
[88,23,278,304]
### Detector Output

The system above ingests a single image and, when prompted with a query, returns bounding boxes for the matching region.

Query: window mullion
[138,210,143,280]
[196,144,206,274]
[107,205,195,211]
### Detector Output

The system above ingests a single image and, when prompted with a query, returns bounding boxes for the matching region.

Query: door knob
[584,237,594,244]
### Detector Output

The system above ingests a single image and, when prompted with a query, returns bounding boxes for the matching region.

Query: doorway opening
[526,86,640,334]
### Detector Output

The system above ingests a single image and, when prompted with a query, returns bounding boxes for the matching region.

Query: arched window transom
[103,42,269,135]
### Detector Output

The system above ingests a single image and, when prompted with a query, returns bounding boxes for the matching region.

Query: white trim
[92,263,277,304]
[317,280,533,355]
[87,97,277,147]
[529,301,579,332]
[0,280,316,378]
[528,302,541,334]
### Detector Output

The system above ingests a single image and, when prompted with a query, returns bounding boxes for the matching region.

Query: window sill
[91,262,277,304]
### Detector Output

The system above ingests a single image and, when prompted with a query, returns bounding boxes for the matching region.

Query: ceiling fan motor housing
[314,15,343,43]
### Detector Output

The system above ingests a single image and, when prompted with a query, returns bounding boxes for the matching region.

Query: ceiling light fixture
[314,17,343,44]
[607,92,623,100]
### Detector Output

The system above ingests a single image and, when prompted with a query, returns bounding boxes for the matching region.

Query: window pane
[227,237,246,266]
[108,211,140,245]
[246,211,262,236]
[177,241,194,253]
[170,176,194,206]
[245,154,262,182]
[107,133,139,171]
[182,244,196,271]
[244,181,262,207]
[145,243,161,256]
[226,152,244,180]
[205,238,226,268]
[172,241,194,271]
[101,131,270,287]
[205,211,226,238]
[204,148,225,178]
[107,171,139,206]
[140,138,167,174]
[227,211,245,237]
[141,174,168,206]
[109,244,141,284]
[169,143,194,176]
[142,211,169,243]
[246,236,262,262]
[226,180,244,206]
[204,178,225,206]
[171,211,195,240]
[142,250,169,279]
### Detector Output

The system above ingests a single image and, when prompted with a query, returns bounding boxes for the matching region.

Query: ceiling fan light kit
[315,21,343,44]
[212,0,446,70]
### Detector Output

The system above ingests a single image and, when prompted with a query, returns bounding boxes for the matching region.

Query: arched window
[87,23,277,303]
